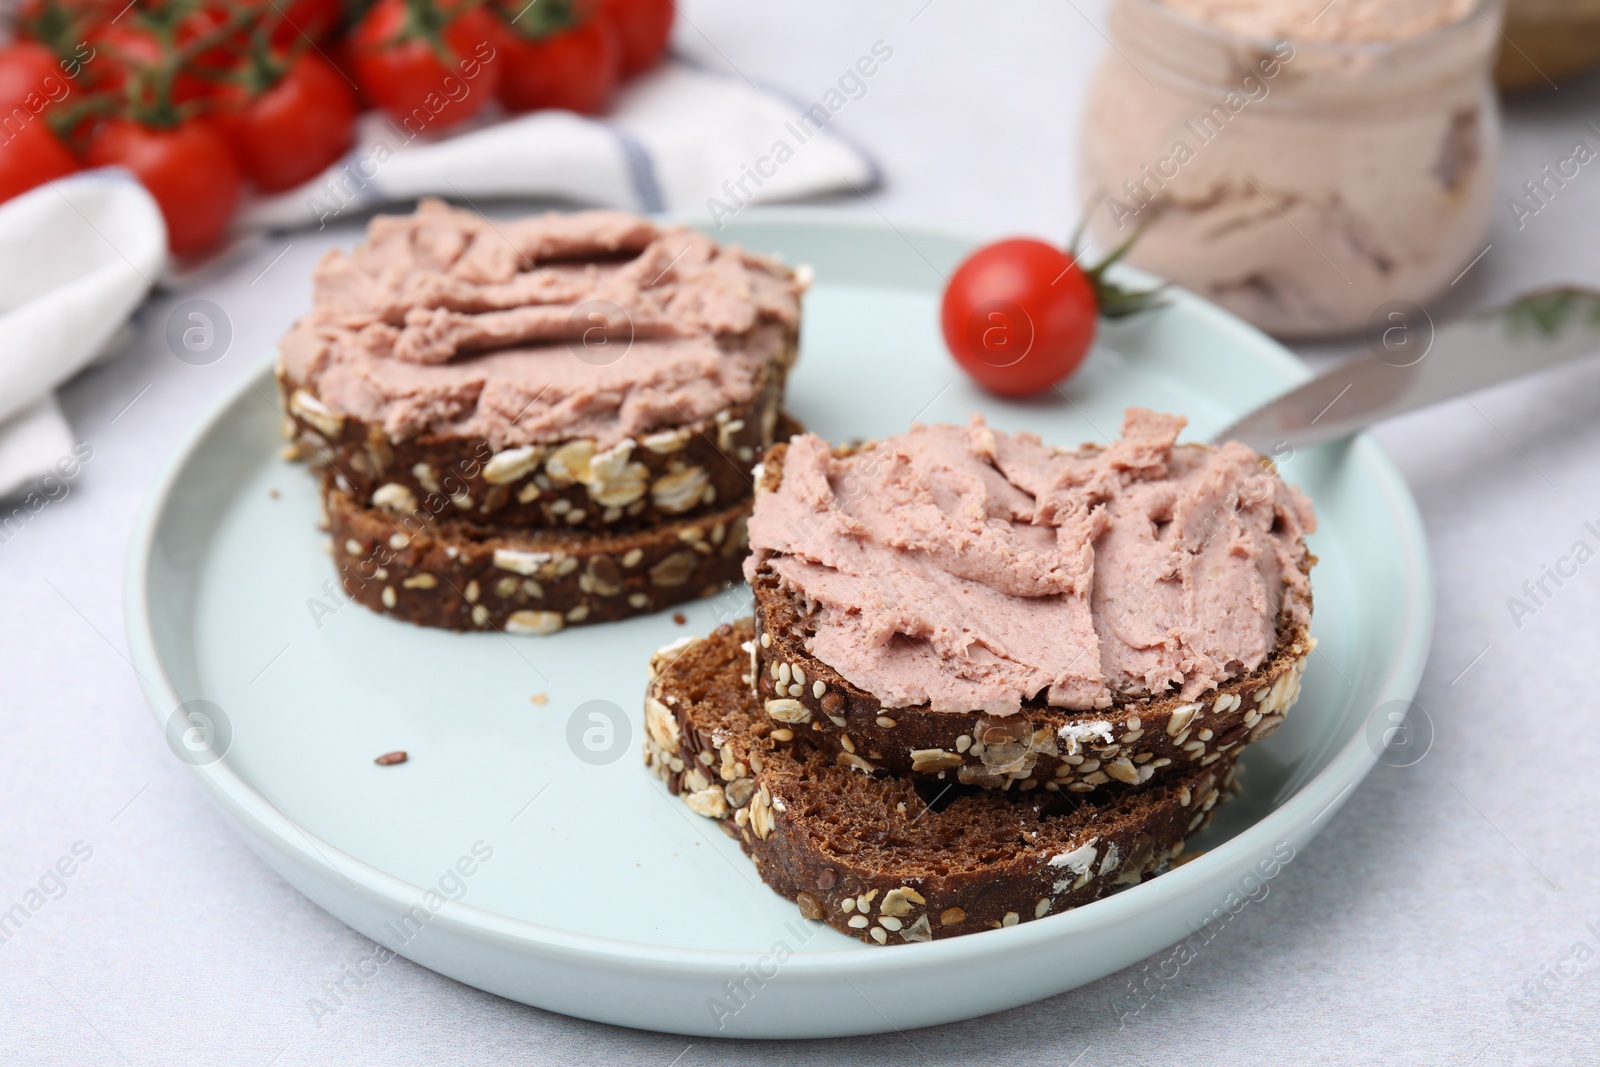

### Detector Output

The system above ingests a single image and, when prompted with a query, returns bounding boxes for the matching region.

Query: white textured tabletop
[5,2,1600,1063]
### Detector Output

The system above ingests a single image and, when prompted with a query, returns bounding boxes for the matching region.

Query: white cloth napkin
[0,171,165,500]
[237,60,879,233]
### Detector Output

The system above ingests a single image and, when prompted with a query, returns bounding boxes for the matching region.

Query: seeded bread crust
[643,621,1236,945]
[279,332,794,535]
[748,442,1315,792]
[325,484,751,633]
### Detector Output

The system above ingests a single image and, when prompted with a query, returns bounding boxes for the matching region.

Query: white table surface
[6,2,1600,1063]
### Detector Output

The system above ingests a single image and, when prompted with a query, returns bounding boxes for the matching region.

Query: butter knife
[1214,288,1600,453]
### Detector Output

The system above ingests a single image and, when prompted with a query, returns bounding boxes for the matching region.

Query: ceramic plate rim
[123,208,1434,980]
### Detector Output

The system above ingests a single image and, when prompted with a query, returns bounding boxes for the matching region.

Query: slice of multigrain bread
[643,621,1236,945]
[748,438,1315,792]
[286,361,787,533]
[325,484,750,633]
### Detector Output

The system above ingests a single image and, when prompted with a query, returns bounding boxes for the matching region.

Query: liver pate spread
[278,198,803,449]
[747,409,1316,715]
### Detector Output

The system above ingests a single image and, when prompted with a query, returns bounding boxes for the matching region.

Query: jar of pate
[1077,0,1503,339]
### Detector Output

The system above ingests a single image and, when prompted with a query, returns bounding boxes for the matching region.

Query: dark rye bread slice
[281,343,792,536]
[643,620,1237,945]
[749,442,1314,792]
[325,483,750,632]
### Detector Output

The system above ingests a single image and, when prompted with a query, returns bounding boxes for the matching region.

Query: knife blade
[1213,288,1600,453]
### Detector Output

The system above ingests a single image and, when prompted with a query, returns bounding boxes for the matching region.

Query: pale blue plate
[125,212,1432,1038]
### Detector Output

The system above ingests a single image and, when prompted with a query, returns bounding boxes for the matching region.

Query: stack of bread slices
[645,409,1318,944]
[277,199,807,633]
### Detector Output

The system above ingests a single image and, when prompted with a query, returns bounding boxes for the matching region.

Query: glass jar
[1077,0,1503,339]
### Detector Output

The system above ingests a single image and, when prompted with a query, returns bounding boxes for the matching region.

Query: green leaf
[1498,287,1600,339]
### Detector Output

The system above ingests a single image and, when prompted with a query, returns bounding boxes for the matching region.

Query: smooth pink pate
[278,198,803,448]
[747,409,1316,714]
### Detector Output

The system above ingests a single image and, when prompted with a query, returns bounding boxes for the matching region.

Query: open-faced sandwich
[646,409,1317,943]
[277,198,807,631]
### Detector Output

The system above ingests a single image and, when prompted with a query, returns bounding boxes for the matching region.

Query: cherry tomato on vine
[86,117,241,256]
[0,40,96,144]
[0,118,79,204]
[940,233,1162,397]
[940,239,1097,398]
[214,51,357,191]
[496,14,620,115]
[0,43,78,205]
[351,0,503,132]
[0,42,69,110]
[87,7,239,104]
[603,0,672,75]
[171,2,251,93]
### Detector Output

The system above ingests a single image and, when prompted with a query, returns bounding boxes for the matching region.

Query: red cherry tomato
[214,52,357,192]
[0,117,79,204]
[86,117,241,256]
[269,0,344,46]
[940,238,1098,398]
[603,0,672,76]
[496,15,620,114]
[0,42,69,110]
[351,0,503,132]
